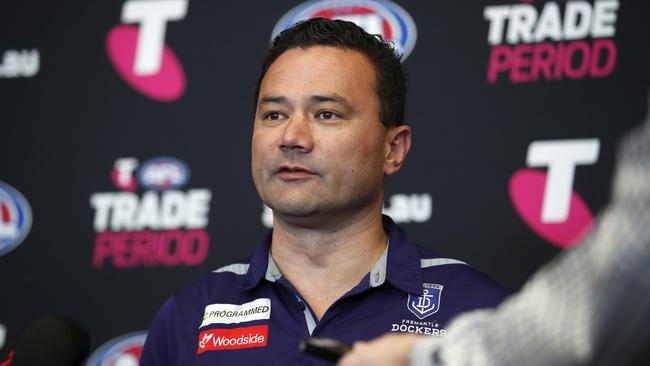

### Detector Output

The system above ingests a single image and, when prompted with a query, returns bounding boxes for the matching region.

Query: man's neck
[270,208,388,320]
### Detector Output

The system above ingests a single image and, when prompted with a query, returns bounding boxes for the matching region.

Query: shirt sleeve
[410,108,650,366]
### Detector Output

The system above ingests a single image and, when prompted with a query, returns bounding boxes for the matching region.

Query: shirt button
[374,272,380,283]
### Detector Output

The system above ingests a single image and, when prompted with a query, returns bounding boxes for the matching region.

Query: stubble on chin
[260,185,323,219]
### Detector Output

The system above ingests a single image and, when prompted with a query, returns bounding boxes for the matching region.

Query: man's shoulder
[387,222,511,298]
[413,244,512,305]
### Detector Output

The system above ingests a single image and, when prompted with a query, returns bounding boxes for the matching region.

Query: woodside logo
[196,325,268,354]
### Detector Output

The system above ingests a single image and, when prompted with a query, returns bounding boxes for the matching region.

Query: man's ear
[384,125,412,176]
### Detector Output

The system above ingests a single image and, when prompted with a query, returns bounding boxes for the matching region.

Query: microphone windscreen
[11,316,90,366]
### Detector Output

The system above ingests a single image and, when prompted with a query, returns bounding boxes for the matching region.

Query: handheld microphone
[300,337,351,363]
[0,316,90,366]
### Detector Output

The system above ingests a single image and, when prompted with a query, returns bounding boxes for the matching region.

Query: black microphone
[300,337,351,363]
[0,316,90,366]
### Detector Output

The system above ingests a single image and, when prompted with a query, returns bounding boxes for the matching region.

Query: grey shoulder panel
[420,258,467,268]
[213,263,250,275]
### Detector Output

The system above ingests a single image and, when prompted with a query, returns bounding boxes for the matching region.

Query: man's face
[252,46,391,222]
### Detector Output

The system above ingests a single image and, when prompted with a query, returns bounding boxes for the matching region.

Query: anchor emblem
[407,284,443,320]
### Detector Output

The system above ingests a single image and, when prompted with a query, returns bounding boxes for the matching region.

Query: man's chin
[267,203,319,219]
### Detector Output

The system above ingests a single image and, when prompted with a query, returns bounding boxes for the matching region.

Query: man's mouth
[276,165,316,179]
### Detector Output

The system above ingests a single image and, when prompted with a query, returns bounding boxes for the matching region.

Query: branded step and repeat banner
[1,0,648,363]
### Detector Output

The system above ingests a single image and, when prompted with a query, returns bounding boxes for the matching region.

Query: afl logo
[272,0,417,60]
[86,331,147,366]
[138,157,190,191]
[0,181,32,257]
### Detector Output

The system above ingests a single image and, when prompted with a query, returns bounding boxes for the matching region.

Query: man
[338,102,650,366]
[140,18,509,365]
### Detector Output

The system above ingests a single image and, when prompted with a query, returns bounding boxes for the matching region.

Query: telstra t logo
[510,139,600,248]
[107,0,188,102]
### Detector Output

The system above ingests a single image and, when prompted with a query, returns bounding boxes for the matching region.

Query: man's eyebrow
[257,94,352,108]
[309,94,349,104]
[258,96,289,105]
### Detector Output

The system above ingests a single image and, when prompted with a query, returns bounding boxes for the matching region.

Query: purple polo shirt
[140,217,510,365]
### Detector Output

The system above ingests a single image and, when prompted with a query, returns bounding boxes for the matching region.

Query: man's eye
[264,112,283,120]
[317,111,339,120]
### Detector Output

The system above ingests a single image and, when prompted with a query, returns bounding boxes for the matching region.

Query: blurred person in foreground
[338,98,650,366]
[140,18,511,365]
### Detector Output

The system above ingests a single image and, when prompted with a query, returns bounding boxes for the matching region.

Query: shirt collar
[265,251,282,282]
[368,244,388,287]
[239,231,273,290]
[381,215,426,294]
[240,215,425,294]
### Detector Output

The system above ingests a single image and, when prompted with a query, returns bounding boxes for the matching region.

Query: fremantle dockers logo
[407,284,442,320]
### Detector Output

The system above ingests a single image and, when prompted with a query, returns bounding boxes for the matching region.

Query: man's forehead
[257,46,377,103]
[273,46,374,76]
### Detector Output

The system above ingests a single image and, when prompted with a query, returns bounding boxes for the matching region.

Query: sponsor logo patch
[201,298,271,327]
[407,283,442,320]
[196,325,268,353]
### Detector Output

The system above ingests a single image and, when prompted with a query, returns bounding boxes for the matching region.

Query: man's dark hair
[255,17,407,128]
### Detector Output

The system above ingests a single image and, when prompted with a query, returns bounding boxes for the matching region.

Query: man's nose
[279,113,313,153]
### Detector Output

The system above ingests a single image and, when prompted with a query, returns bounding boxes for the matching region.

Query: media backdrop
[1,0,648,363]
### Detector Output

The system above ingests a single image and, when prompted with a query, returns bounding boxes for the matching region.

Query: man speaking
[140,18,509,365]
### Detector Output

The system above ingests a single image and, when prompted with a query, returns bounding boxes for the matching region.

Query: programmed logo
[86,332,147,366]
[272,0,417,60]
[0,181,32,257]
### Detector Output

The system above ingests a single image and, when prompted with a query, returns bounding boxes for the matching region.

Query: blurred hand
[337,334,422,366]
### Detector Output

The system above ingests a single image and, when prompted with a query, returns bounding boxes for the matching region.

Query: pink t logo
[106,0,188,101]
[510,139,600,248]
